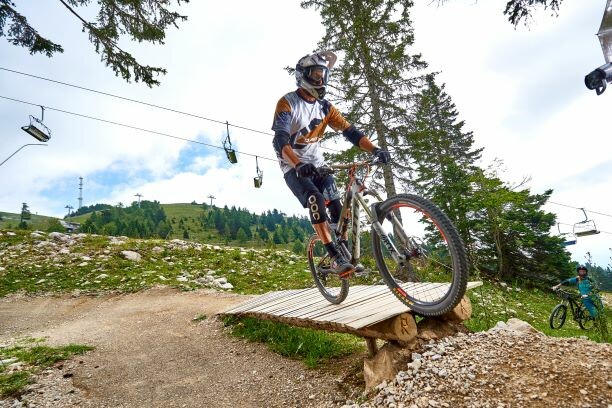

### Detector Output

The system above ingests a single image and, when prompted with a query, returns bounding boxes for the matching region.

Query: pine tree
[0,0,189,86]
[406,74,483,259]
[302,0,427,197]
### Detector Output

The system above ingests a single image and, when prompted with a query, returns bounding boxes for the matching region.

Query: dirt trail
[1,288,610,408]
[0,287,350,407]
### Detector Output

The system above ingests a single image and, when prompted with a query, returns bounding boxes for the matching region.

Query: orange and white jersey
[271,91,353,174]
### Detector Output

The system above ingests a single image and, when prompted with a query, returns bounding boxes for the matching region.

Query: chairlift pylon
[223,121,237,164]
[21,106,51,142]
[557,223,577,246]
[573,208,601,237]
[254,156,263,188]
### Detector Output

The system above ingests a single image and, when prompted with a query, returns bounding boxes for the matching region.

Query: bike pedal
[338,268,356,279]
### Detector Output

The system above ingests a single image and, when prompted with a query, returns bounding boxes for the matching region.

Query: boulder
[121,250,142,262]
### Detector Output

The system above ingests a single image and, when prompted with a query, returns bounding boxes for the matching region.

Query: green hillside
[0,211,60,231]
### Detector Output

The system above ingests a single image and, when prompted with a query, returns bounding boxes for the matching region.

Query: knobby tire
[371,194,468,316]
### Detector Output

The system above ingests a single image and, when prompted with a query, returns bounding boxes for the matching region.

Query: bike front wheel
[549,304,567,329]
[371,194,468,316]
[307,234,349,304]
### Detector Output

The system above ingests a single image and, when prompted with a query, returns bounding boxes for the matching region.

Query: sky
[0,0,610,268]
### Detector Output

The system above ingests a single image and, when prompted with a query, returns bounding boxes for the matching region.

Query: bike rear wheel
[371,194,468,316]
[307,234,349,304]
[549,304,567,329]
[578,308,596,330]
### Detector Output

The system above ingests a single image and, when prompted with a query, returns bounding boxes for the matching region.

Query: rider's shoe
[354,263,369,277]
[330,252,355,278]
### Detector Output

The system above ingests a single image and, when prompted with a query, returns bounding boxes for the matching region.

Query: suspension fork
[363,192,411,265]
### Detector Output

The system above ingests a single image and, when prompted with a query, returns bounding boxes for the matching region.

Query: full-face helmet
[295,50,337,100]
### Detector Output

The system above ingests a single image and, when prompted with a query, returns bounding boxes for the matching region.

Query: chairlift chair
[573,208,600,237]
[253,156,263,188]
[557,224,577,246]
[21,106,51,142]
[223,121,237,164]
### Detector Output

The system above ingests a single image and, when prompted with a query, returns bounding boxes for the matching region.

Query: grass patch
[0,372,30,398]
[0,340,94,397]
[222,316,364,368]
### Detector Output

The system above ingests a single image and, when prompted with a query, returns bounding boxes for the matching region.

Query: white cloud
[0,0,610,266]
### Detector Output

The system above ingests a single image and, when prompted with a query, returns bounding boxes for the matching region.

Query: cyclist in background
[553,266,604,318]
[271,50,390,277]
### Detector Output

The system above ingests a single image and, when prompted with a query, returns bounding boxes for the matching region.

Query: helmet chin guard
[295,50,337,100]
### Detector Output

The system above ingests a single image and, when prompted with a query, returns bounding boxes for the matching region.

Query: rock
[441,296,472,322]
[219,282,234,290]
[121,251,142,262]
[95,274,109,280]
[505,318,542,335]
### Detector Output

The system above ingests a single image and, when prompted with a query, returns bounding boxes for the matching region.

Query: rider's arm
[325,102,377,153]
[272,98,300,168]
[553,276,576,289]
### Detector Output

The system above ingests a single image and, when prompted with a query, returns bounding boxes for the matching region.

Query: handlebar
[318,158,382,175]
[553,288,581,300]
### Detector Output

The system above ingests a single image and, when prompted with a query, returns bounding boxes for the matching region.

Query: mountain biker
[271,50,391,277]
[552,266,603,318]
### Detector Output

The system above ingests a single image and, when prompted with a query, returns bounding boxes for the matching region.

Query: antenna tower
[78,177,83,209]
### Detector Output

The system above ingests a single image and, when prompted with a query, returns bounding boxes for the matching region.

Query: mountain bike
[549,289,596,330]
[306,159,469,316]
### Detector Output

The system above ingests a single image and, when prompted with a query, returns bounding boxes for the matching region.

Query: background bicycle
[306,159,468,317]
[549,289,596,330]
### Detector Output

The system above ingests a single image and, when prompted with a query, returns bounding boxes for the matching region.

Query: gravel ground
[1,288,610,408]
[350,328,611,408]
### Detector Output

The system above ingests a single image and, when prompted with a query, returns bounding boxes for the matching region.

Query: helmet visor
[304,66,329,87]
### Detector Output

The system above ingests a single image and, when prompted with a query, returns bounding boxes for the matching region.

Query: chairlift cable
[548,201,612,218]
[0,67,343,153]
[0,95,279,162]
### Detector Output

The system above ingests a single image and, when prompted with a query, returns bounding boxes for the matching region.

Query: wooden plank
[295,285,390,319]
[224,289,302,314]
[280,285,377,319]
[221,281,484,337]
[243,288,323,314]
[250,288,331,315]
[305,288,401,322]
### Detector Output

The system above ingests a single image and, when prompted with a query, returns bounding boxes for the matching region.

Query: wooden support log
[441,296,472,323]
[220,311,418,342]
[357,312,417,343]
[365,338,378,357]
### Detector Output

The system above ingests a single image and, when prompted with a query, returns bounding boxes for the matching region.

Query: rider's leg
[284,170,354,275]
[582,297,598,318]
[317,175,365,273]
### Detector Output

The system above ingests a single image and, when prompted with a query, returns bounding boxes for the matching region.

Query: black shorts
[284,169,341,208]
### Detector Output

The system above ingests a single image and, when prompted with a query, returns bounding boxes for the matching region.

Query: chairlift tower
[65,205,73,219]
[135,193,143,208]
[207,195,216,207]
[78,177,83,209]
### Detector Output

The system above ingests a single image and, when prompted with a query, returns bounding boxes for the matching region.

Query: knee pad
[306,192,327,224]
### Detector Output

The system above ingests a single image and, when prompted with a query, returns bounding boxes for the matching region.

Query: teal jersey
[561,276,595,296]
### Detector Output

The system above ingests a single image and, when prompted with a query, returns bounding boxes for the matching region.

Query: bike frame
[330,161,408,265]
[558,291,585,321]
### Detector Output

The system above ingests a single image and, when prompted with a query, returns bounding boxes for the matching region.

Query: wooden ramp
[220,281,482,341]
